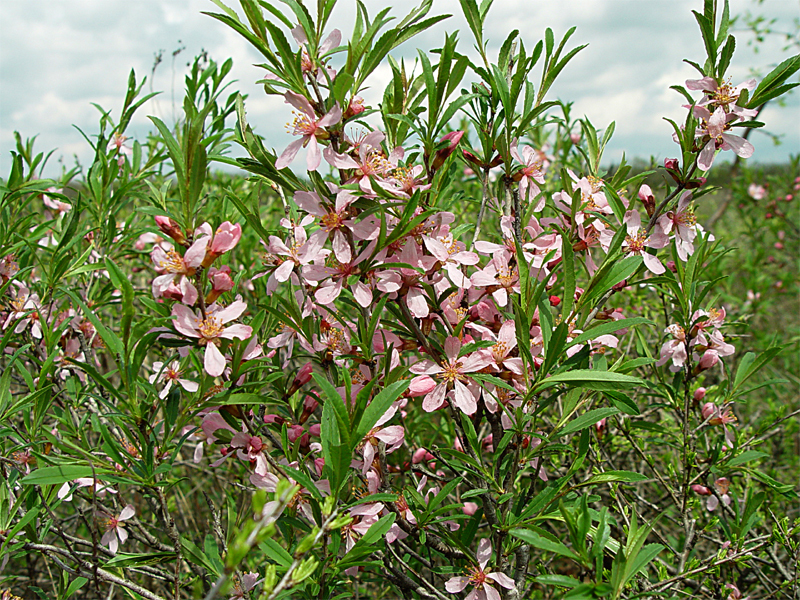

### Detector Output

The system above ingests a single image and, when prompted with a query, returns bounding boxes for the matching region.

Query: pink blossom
[510,141,547,209]
[409,336,491,415]
[657,191,698,261]
[149,361,199,399]
[358,405,404,476]
[151,238,208,305]
[655,324,688,371]
[622,210,668,275]
[275,92,341,172]
[3,285,43,339]
[229,572,263,600]
[100,505,135,554]
[686,76,758,121]
[57,478,117,502]
[172,299,253,376]
[694,105,754,171]
[445,538,515,600]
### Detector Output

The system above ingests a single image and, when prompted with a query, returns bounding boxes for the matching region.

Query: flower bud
[698,350,719,371]
[701,402,717,420]
[594,418,607,438]
[570,133,581,145]
[155,216,186,246]
[462,502,479,516]
[638,184,656,217]
[431,131,464,170]
[691,484,711,496]
[693,387,707,402]
[343,96,365,120]
[549,295,561,307]
[412,448,433,464]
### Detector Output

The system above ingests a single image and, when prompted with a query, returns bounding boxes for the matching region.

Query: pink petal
[721,133,754,159]
[275,137,305,170]
[477,537,492,568]
[215,299,248,324]
[453,379,477,415]
[422,384,447,412]
[220,324,253,340]
[487,572,516,589]
[204,343,226,377]
[445,577,469,593]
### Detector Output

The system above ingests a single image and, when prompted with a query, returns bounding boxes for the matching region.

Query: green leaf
[22,465,111,486]
[579,471,649,486]
[556,407,620,438]
[534,370,644,394]
[510,528,578,560]
[726,450,768,467]
[65,577,89,598]
[568,317,652,348]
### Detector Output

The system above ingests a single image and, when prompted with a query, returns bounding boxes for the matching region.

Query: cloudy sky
[0,0,798,178]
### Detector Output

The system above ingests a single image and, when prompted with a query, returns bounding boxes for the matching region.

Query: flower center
[441,361,463,383]
[625,231,648,254]
[466,565,488,585]
[287,111,316,136]
[587,175,604,193]
[197,316,224,340]
[497,266,516,288]
[159,250,187,274]
[320,211,344,231]
[492,341,508,363]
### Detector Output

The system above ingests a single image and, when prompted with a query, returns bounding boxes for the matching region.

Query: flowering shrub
[1,1,799,599]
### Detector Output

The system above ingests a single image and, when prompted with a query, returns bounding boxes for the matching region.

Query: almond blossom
[657,190,698,260]
[445,538,515,600]
[3,285,43,339]
[275,92,341,172]
[101,505,135,554]
[172,299,253,377]
[357,404,404,476]
[149,361,199,398]
[151,238,208,305]
[686,76,758,121]
[409,336,491,415]
[510,140,547,210]
[694,105,754,171]
[621,210,668,274]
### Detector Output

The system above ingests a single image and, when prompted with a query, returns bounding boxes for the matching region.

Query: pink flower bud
[698,350,720,370]
[638,184,656,217]
[309,424,321,436]
[701,402,717,421]
[296,363,314,386]
[155,216,186,245]
[664,158,679,171]
[287,424,305,442]
[570,133,581,145]
[691,484,711,496]
[210,222,242,254]
[431,131,465,170]
[343,96,365,120]
[594,418,607,438]
[694,387,707,402]
[462,502,479,516]
[412,448,429,464]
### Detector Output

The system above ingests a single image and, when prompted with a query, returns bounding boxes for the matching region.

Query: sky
[0,0,798,178]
